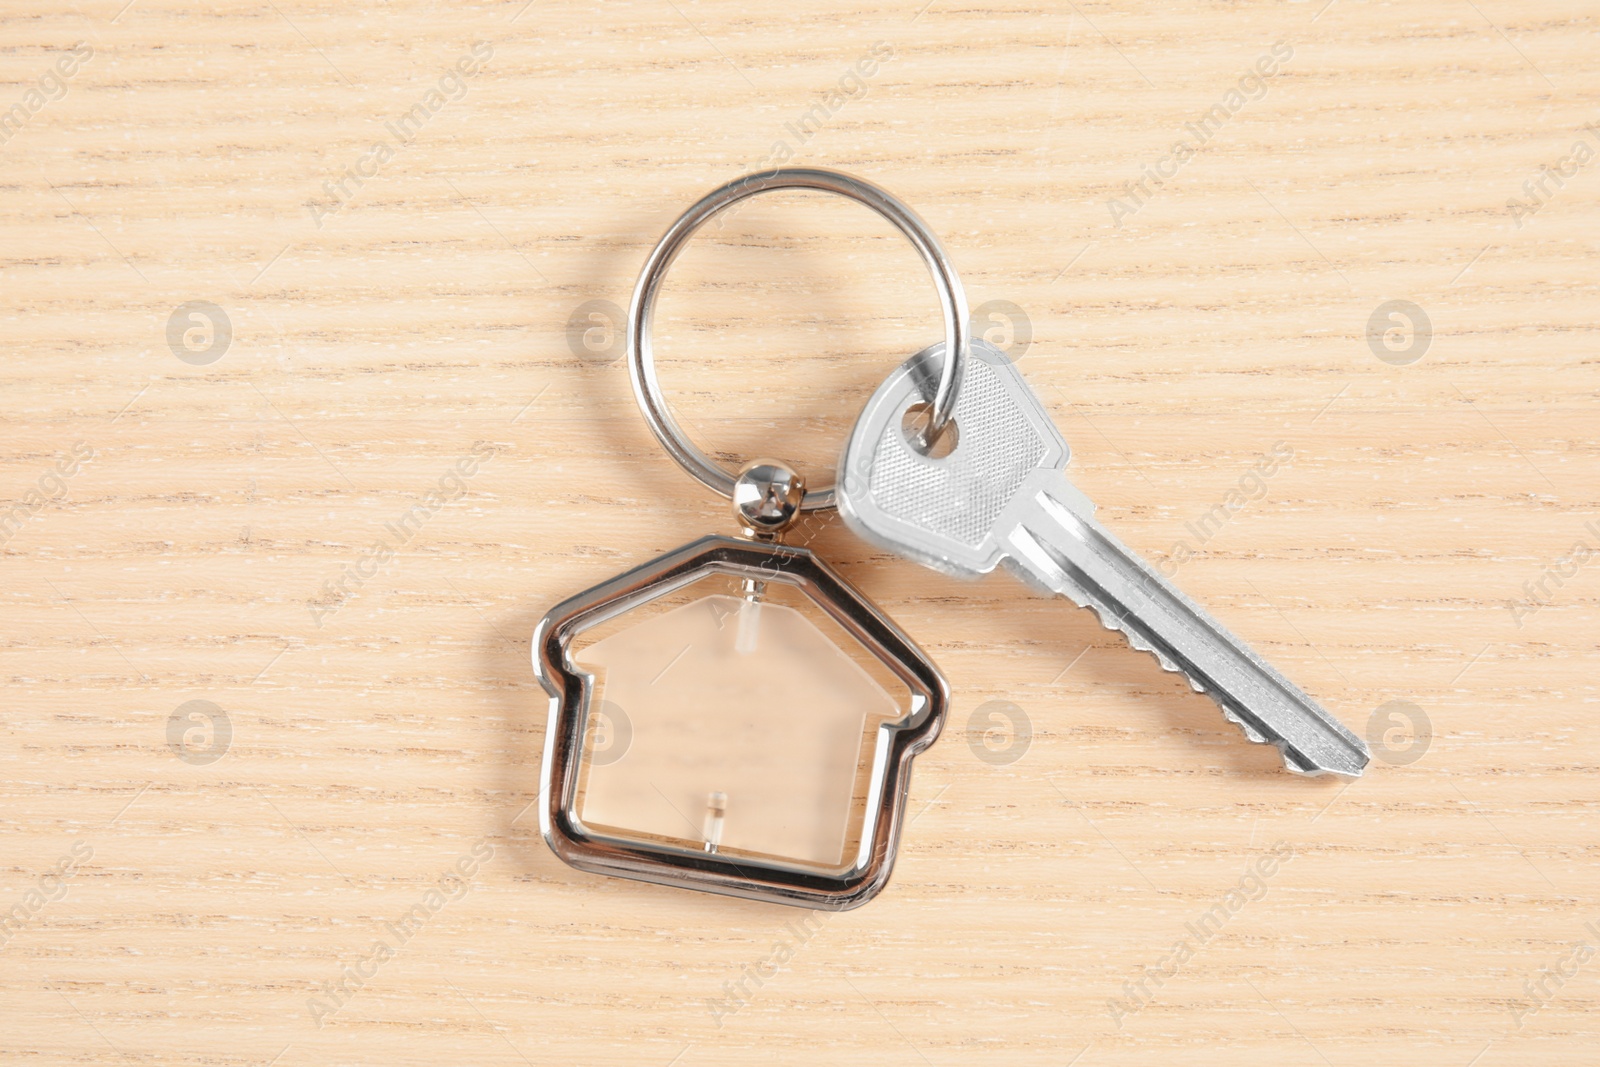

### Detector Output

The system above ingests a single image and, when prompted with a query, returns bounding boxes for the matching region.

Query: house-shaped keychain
[535,526,948,910]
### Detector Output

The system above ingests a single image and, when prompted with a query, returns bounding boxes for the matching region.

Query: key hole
[901,402,959,459]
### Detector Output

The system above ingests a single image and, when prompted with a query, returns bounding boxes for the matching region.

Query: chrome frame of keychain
[533,168,963,910]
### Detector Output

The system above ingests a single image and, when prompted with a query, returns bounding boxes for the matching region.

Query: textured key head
[838,340,1067,577]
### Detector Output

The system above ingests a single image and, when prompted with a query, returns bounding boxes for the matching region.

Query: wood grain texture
[2,0,1597,1064]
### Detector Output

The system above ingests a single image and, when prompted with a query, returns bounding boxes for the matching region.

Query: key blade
[1008,487,1369,778]
[839,340,1067,577]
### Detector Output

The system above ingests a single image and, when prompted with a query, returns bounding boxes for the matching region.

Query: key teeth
[1078,601,1296,761]
[1087,604,1179,672]
[1215,692,1324,775]
[1036,538,1368,777]
[1087,602,1184,679]
[1271,738,1326,776]
[1219,704,1268,745]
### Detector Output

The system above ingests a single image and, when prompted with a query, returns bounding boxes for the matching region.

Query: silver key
[837,340,1369,777]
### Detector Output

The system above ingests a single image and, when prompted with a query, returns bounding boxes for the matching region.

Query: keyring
[627,167,970,512]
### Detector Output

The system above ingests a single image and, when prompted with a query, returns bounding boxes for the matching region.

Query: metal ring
[627,167,969,512]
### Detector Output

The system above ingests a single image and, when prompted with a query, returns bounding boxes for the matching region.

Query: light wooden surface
[3,1,1597,1063]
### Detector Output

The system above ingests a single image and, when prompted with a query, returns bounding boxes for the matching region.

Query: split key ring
[626,167,970,513]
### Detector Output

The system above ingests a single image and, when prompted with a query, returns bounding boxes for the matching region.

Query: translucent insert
[571,590,904,873]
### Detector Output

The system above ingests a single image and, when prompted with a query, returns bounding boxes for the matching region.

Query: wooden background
[2,0,1596,1063]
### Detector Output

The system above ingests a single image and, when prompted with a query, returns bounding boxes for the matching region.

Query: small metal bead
[731,459,805,537]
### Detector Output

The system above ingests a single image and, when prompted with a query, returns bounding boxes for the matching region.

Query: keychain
[535,166,1365,912]
[534,170,964,910]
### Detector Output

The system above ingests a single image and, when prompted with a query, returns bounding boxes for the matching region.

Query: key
[837,339,1369,777]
